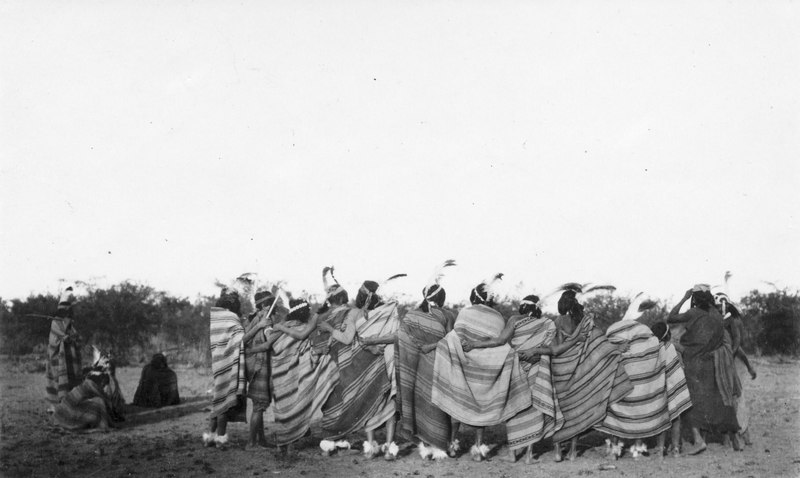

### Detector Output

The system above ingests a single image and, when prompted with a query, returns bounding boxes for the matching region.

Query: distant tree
[740,288,800,356]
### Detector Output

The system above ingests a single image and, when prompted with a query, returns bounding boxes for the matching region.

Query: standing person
[596,294,692,459]
[715,292,755,447]
[548,284,633,462]
[668,286,741,453]
[241,290,279,450]
[353,276,405,460]
[431,274,531,462]
[461,294,579,464]
[202,284,248,449]
[313,267,392,456]
[397,261,456,460]
[45,286,83,413]
[650,321,690,458]
[271,298,339,454]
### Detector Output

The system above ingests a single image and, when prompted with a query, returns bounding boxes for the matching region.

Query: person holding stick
[45,286,83,413]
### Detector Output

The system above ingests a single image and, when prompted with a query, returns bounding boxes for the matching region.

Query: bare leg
[567,437,578,461]
[655,432,665,459]
[504,446,518,463]
[448,419,461,457]
[741,429,752,446]
[731,432,742,451]
[554,441,563,462]
[684,427,706,455]
[247,410,264,449]
[384,418,398,460]
[670,418,681,456]
[471,427,486,462]
[524,444,539,464]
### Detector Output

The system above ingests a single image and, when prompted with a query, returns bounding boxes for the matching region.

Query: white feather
[621,292,646,322]
[319,440,336,452]
[426,260,457,287]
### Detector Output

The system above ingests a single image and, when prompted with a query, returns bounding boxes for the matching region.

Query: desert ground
[1,356,799,478]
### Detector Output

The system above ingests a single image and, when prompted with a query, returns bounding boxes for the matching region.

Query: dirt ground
[1,357,799,478]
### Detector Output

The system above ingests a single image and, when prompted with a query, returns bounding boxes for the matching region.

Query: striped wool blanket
[596,321,691,438]
[506,315,564,450]
[550,314,633,443]
[356,302,400,431]
[431,305,531,427]
[271,320,339,445]
[397,307,452,449]
[209,307,247,420]
[53,378,111,430]
[319,307,392,439]
[45,319,83,405]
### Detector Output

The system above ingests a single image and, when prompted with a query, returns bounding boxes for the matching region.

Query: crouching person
[53,350,116,432]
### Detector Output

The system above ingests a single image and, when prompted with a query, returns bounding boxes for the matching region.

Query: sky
[1,0,798,308]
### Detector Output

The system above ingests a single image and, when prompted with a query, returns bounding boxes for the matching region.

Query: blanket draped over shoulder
[356,302,400,431]
[596,321,692,438]
[45,319,83,405]
[678,308,740,432]
[209,307,247,421]
[431,305,531,427]
[397,307,453,449]
[506,315,564,450]
[245,309,272,411]
[53,378,112,430]
[549,313,633,443]
[132,355,180,408]
[271,319,339,446]
[316,306,391,439]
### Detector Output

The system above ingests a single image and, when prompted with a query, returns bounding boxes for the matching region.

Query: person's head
[54,306,74,319]
[469,283,494,307]
[255,290,275,311]
[287,298,311,323]
[714,292,741,318]
[151,353,168,370]
[650,322,671,343]
[355,280,382,310]
[419,284,446,313]
[326,286,349,307]
[519,294,542,318]
[215,288,241,315]
[557,289,583,317]
[690,290,715,311]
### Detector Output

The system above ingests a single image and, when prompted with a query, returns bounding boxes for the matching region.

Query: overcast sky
[1,1,798,307]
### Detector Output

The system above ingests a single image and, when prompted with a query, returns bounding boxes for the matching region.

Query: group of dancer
[201,262,756,463]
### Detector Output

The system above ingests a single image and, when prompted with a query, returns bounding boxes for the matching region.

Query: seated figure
[133,353,180,408]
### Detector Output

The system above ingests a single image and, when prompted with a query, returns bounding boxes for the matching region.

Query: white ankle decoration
[430,446,448,461]
[362,440,380,457]
[202,432,217,446]
[418,442,432,460]
[320,440,336,453]
[214,434,228,445]
[334,440,351,450]
[470,444,489,458]
[630,443,647,458]
[448,439,461,454]
[385,442,399,458]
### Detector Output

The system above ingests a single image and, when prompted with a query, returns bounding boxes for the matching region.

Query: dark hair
[327,289,349,306]
[151,353,168,370]
[690,290,715,311]
[356,281,382,310]
[420,285,446,313]
[557,290,581,316]
[288,299,311,323]
[215,290,241,315]
[519,295,542,318]
[650,322,671,343]
[470,284,493,306]
[255,290,275,310]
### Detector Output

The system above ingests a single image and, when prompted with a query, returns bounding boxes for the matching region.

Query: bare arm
[245,329,284,354]
[327,313,355,345]
[462,316,515,352]
[667,290,693,324]
[243,313,269,343]
[519,331,587,361]
[274,314,320,340]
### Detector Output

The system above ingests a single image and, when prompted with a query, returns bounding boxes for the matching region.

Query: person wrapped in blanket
[241,289,284,450]
[397,265,456,461]
[668,286,742,454]
[132,353,180,408]
[548,285,633,462]
[202,286,248,449]
[460,294,580,464]
[271,297,339,455]
[597,294,692,460]
[45,286,83,413]
[353,278,402,460]
[431,275,532,462]
[53,348,117,431]
[312,267,393,458]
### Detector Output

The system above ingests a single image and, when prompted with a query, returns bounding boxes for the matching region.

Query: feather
[582,284,616,295]
[482,272,504,301]
[427,260,457,286]
[621,292,656,321]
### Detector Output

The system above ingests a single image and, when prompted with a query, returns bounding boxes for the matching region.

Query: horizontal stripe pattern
[209,307,246,419]
[45,320,83,405]
[53,379,111,430]
[398,308,451,448]
[506,315,564,449]
[271,320,339,445]
[550,314,633,443]
[356,302,401,400]
[431,305,531,427]
[596,321,689,438]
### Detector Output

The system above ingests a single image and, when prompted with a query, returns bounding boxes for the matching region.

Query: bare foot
[524,451,540,465]
[749,369,757,380]
[684,441,706,455]
[732,434,743,451]
[567,449,578,461]
[503,449,517,463]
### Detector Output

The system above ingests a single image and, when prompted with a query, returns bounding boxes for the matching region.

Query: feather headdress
[322,266,347,301]
[423,260,456,298]
[549,282,617,299]
[471,273,503,303]
[89,345,112,374]
[58,285,76,309]
[621,292,659,322]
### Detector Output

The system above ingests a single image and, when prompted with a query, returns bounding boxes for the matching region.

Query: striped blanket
[431,305,531,427]
[271,320,339,445]
[45,319,83,405]
[209,307,247,421]
[318,306,392,439]
[550,314,633,443]
[53,378,111,430]
[596,321,692,438]
[506,315,564,450]
[398,307,452,449]
[356,302,400,431]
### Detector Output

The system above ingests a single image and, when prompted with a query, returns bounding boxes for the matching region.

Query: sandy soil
[1,357,799,478]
